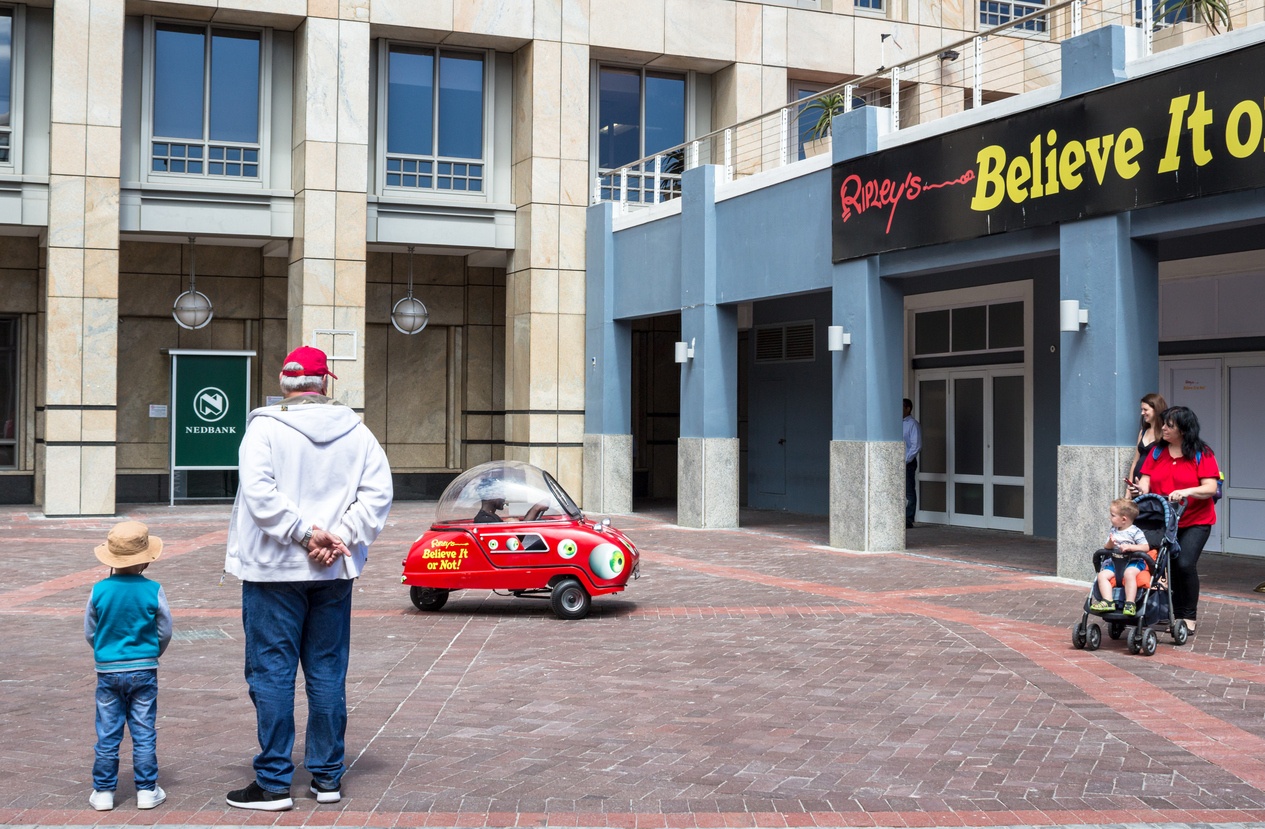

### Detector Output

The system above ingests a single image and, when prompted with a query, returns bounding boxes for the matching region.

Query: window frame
[978,0,1049,33]
[591,63,692,204]
[374,39,495,201]
[0,5,26,174]
[141,17,273,189]
[854,0,885,13]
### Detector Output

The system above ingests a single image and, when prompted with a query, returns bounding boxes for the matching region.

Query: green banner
[171,352,251,469]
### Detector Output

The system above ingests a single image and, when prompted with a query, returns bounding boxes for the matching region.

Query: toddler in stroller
[1072,493,1189,655]
[1089,498,1150,616]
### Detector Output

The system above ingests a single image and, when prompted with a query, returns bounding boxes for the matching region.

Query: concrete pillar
[288,13,369,412]
[1055,26,1159,581]
[677,165,738,529]
[827,107,905,551]
[39,0,124,516]
[506,38,590,496]
[1057,214,1159,580]
[582,201,632,514]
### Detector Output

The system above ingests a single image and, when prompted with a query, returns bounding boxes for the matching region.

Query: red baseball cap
[280,345,338,379]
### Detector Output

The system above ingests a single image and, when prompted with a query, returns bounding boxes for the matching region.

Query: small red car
[401,461,640,619]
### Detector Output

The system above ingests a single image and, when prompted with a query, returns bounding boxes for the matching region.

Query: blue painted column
[678,165,739,528]
[1056,26,1160,579]
[829,108,907,551]
[582,200,633,513]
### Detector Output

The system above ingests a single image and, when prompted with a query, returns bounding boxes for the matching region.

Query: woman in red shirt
[1133,406,1220,636]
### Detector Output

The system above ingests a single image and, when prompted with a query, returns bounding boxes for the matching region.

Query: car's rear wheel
[549,578,591,620]
[410,586,449,612]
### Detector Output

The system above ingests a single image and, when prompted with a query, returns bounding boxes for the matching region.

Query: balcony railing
[595,0,1262,211]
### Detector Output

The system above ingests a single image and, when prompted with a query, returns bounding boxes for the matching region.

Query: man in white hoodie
[224,345,393,811]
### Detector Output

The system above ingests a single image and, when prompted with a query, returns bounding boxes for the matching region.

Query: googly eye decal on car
[590,542,626,579]
[487,539,499,550]
[507,537,520,551]
[558,538,578,559]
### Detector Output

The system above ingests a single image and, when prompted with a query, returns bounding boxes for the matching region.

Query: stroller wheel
[1172,619,1189,646]
[1127,627,1142,654]
[1086,624,1102,651]
[1141,629,1159,656]
[1072,621,1088,649]
[1108,621,1125,640]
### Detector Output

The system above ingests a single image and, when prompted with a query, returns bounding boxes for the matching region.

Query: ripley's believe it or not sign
[832,40,1265,261]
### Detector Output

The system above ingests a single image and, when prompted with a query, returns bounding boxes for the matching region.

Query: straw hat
[94,521,164,568]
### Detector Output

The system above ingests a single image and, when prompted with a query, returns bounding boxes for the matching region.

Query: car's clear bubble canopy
[434,460,581,524]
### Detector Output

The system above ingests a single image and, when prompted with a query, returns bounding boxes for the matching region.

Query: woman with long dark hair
[1129,392,1167,483]
[1132,406,1220,635]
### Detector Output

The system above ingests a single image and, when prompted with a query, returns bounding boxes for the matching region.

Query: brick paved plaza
[4,502,1265,828]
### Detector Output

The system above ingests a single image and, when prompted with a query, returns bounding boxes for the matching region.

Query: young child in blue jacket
[84,521,172,811]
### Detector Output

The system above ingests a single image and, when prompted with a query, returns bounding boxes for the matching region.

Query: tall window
[0,317,16,468]
[0,9,13,165]
[384,45,485,193]
[979,0,1047,31]
[596,66,686,202]
[1136,0,1190,25]
[151,23,262,178]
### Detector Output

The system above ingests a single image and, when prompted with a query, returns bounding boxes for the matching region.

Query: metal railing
[595,0,1262,211]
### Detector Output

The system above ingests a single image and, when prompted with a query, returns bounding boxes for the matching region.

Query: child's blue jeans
[92,669,159,792]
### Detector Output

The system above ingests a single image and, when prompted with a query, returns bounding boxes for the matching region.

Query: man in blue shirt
[903,398,922,529]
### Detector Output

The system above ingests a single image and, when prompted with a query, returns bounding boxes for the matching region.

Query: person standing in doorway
[224,345,393,810]
[903,398,922,529]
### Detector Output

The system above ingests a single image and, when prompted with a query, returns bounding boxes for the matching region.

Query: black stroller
[1072,493,1189,656]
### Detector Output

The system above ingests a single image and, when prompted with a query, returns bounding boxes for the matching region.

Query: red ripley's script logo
[840,169,977,234]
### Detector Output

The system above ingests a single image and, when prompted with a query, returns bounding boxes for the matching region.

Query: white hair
[279,362,325,394]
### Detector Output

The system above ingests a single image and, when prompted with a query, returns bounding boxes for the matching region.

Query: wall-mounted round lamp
[172,236,213,330]
[391,245,430,335]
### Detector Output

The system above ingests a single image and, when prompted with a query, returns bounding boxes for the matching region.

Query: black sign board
[832,40,1265,261]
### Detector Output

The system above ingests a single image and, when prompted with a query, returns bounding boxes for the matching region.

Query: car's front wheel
[549,578,591,620]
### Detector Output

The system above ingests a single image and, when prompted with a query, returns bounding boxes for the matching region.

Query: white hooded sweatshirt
[225,396,393,582]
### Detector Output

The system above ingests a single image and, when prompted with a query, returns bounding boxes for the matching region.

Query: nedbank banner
[832,40,1265,261]
[170,351,253,469]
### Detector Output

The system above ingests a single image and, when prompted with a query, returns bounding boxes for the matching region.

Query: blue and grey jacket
[84,574,173,673]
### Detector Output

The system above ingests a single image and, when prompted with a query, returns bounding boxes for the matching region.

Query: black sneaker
[310,779,342,803]
[226,781,294,811]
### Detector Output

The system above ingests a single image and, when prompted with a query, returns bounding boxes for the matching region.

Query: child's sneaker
[1089,599,1115,612]
[137,786,166,810]
[89,790,114,811]
[1122,602,1137,616]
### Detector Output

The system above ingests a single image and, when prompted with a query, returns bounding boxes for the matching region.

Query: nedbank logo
[193,387,229,422]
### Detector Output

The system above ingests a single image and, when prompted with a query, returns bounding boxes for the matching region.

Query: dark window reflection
[387,47,434,156]
[210,30,260,143]
[0,11,12,128]
[644,72,685,156]
[598,67,640,169]
[0,316,15,467]
[438,53,483,159]
[154,24,205,139]
[952,305,987,352]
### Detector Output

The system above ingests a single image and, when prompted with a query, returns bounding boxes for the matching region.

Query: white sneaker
[310,781,341,803]
[89,790,114,811]
[137,786,166,810]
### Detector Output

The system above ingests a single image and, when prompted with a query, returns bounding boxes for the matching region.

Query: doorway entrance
[914,367,1027,531]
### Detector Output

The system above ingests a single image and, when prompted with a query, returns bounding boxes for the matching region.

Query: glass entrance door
[915,368,1027,531]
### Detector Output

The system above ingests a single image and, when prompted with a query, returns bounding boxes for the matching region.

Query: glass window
[856,0,884,9]
[0,9,13,164]
[951,305,988,352]
[915,309,951,356]
[979,0,1047,31]
[152,23,262,179]
[1136,0,1189,25]
[596,66,686,203]
[0,316,16,468]
[384,44,485,193]
[988,302,1024,349]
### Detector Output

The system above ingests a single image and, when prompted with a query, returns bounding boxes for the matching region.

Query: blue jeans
[241,579,352,793]
[92,669,159,792]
